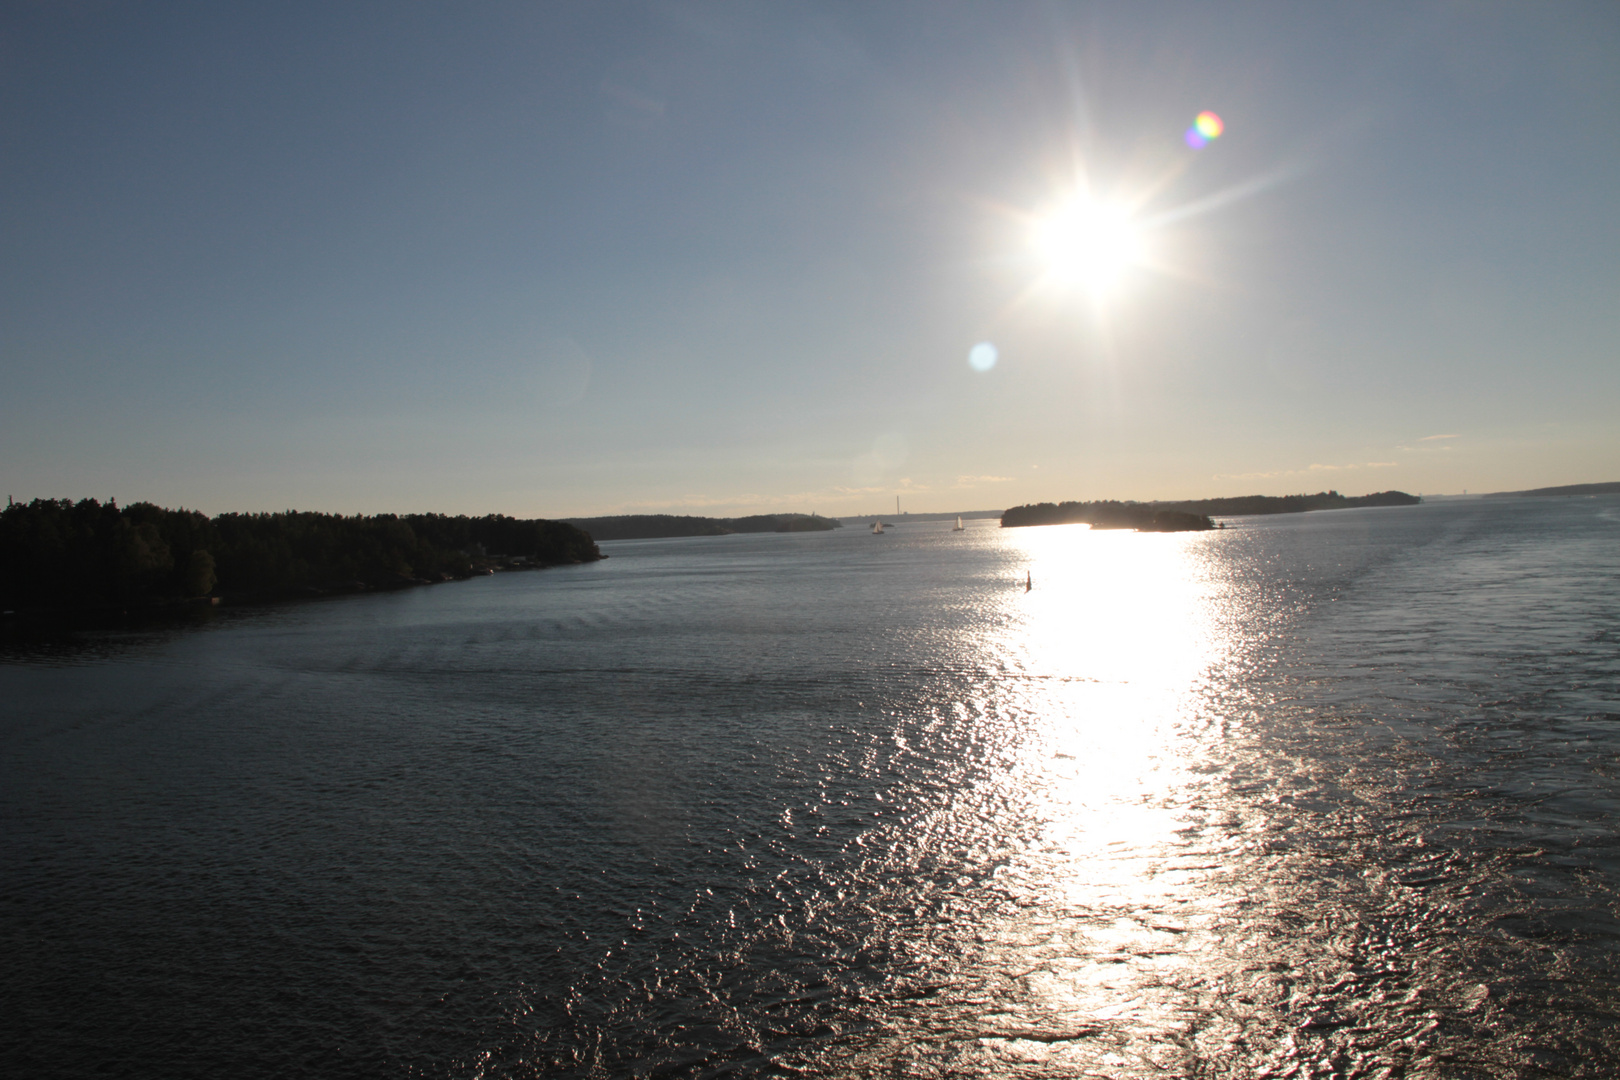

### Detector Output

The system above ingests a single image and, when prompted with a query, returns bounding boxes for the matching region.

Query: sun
[1031,195,1145,298]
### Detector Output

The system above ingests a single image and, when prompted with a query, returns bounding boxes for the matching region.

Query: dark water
[3,498,1618,1078]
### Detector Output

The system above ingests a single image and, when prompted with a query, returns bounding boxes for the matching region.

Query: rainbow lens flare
[1184,110,1224,149]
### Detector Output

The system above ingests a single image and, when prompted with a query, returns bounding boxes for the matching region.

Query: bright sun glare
[1032,195,1144,298]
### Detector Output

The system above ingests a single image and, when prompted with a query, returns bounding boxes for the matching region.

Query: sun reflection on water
[1005,522,1219,709]
[994,524,1227,817]
[940,523,1256,1068]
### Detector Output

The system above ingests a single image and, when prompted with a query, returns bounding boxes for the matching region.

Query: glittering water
[3,498,1618,1078]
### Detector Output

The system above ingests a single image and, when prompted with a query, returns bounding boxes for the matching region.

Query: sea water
[2,497,1617,1077]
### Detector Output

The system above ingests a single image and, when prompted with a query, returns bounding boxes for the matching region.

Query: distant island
[1153,490,1421,516]
[0,498,602,616]
[1001,502,1215,531]
[1484,481,1620,498]
[1001,490,1421,531]
[564,513,840,542]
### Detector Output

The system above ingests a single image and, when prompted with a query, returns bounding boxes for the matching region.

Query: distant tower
[897,495,901,516]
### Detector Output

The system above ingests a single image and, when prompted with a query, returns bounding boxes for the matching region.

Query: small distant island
[1,498,603,617]
[563,513,840,542]
[1001,490,1421,532]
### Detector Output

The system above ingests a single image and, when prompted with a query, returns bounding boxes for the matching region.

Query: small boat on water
[952,516,965,531]
[872,520,884,534]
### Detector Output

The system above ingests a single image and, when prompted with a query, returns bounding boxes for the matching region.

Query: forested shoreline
[1154,490,1421,515]
[0,498,601,614]
[1001,502,1215,531]
[1484,481,1620,498]
[1001,490,1421,531]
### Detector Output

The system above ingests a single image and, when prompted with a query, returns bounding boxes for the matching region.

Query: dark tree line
[1484,482,1620,498]
[0,499,602,611]
[1153,490,1421,516]
[1001,490,1421,530]
[1000,501,1214,531]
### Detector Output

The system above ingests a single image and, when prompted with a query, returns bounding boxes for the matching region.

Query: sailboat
[952,516,965,531]
[871,520,884,534]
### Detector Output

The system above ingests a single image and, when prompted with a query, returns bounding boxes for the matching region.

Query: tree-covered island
[0,498,603,615]
[1001,502,1215,531]
[1001,490,1421,531]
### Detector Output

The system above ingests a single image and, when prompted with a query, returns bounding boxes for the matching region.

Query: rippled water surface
[3,498,1618,1078]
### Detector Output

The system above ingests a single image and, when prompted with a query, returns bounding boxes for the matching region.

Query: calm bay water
[3,497,1618,1078]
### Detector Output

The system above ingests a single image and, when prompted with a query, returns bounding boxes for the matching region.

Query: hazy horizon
[3,3,1615,519]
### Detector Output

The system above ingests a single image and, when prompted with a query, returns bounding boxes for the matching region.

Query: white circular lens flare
[1033,197,1144,296]
[968,341,998,372]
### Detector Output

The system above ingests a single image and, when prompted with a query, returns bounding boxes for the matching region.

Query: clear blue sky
[3,2,1615,516]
